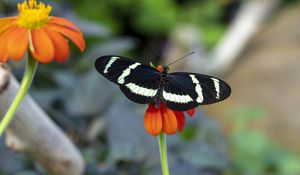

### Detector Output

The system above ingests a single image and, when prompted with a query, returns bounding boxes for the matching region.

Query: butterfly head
[155,65,169,73]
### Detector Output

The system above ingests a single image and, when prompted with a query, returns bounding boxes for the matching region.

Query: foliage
[69,0,227,50]
[229,106,300,175]
[282,0,300,5]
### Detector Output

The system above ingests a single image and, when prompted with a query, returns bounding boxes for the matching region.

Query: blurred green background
[1,0,300,174]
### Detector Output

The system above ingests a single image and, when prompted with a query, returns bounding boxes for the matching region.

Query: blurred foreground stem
[158,133,170,175]
[0,54,37,136]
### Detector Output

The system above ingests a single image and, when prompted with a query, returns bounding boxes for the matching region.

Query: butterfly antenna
[167,51,195,66]
[147,39,166,65]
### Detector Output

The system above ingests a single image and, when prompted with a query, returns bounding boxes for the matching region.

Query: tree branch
[0,64,85,175]
[208,0,280,74]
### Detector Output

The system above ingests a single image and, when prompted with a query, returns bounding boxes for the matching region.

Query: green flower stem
[0,54,38,136]
[158,133,170,175]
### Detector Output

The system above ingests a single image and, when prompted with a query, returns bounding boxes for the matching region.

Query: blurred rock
[15,171,39,175]
[31,89,63,110]
[76,37,137,76]
[0,139,26,174]
[65,70,118,117]
[177,117,229,170]
[66,14,111,38]
[105,98,156,162]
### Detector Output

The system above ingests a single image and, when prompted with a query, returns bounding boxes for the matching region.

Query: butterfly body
[154,65,169,108]
[95,55,231,111]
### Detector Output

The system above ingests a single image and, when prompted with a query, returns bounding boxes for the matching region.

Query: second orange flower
[0,0,85,63]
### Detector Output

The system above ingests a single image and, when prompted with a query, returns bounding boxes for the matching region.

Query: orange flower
[143,65,196,136]
[0,0,85,63]
[144,102,195,136]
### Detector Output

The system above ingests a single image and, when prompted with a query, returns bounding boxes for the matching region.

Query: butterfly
[95,55,231,111]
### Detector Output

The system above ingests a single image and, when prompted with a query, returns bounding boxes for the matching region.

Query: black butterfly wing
[119,76,160,104]
[162,72,231,111]
[95,55,161,104]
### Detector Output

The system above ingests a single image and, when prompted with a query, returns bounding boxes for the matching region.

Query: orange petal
[45,27,70,62]
[174,111,185,132]
[6,26,28,61]
[0,17,16,34]
[47,23,85,52]
[0,42,8,63]
[186,108,196,117]
[31,29,55,63]
[144,103,162,136]
[160,103,178,135]
[0,26,17,62]
[48,17,81,32]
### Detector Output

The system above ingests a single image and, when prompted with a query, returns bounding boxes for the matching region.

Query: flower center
[17,0,52,29]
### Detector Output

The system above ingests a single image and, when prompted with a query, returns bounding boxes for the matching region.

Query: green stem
[0,54,38,136]
[158,133,170,175]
